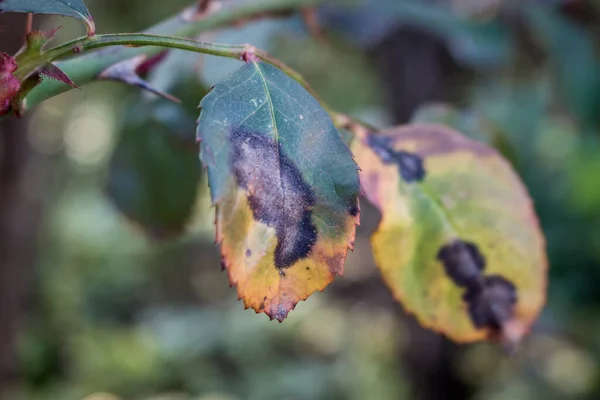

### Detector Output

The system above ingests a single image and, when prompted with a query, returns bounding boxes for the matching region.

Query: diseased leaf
[0,0,95,35]
[524,4,600,131]
[197,61,360,321]
[352,124,546,345]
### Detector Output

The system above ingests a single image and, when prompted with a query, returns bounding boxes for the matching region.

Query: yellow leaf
[352,123,547,346]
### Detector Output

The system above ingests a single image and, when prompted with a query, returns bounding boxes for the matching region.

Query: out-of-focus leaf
[412,103,490,141]
[352,124,546,345]
[197,61,360,321]
[0,0,95,34]
[147,50,202,98]
[320,0,512,68]
[271,35,383,113]
[412,102,521,170]
[107,102,200,239]
[524,5,600,130]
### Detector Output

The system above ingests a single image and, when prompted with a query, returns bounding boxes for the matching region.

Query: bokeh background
[1,0,600,399]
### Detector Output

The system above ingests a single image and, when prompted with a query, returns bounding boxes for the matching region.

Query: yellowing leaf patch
[352,123,546,345]
[197,61,360,321]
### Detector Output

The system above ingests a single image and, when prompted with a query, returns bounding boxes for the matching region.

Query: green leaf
[384,0,512,67]
[0,0,95,35]
[524,5,600,130]
[107,102,200,239]
[352,124,546,346]
[197,61,360,321]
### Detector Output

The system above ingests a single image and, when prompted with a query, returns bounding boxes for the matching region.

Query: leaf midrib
[253,61,280,143]
[253,61,289,249]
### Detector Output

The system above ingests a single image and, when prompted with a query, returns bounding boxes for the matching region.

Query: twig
[197,0,212,13]
[25,13,33,37]
[301,8,327,44]
[25,0,326,109]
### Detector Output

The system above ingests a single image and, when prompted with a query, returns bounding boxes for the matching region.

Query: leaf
[524,4,600,130]
[197,61,360,321]
[321,0,512,68]
[351,124,546,345]
[107,102,200,239]
[0,0,95,35]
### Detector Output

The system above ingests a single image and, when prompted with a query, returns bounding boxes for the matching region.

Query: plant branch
[29,33,347,125]
[25,14,33,36]
[19,0,375,134]
[24,0,328,109]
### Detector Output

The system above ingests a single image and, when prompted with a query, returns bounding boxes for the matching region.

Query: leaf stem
[24,0,327,108]
[44,33,248,63]
[25,14,33,36]
[21,0,376,135]
[33,33,376,133]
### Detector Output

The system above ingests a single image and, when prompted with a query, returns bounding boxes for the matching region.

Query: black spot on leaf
[437,239,486,287]
[463,275,517,330]
[367,134,425,182]
[437,239,518,333]
[230,129,317,270]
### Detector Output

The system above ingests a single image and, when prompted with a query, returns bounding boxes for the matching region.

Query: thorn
[182,1,221,22]
[99,55,180,103]
[241,47,259,63]
[301,7,327,45]
[25,13,32,38]
[40,63,77,88]
[197,0,212,13]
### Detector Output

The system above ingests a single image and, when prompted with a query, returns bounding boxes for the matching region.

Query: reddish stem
[25,13,33,37]
[197,0,212,13]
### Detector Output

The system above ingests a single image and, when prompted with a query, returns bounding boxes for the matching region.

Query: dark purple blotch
[230,129,317,270]
[436,239,518,333]
[367,134,425,183]
[437,239,485,287]
[463,275,517,330]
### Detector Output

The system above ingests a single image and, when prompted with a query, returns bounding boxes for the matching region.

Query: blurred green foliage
[9,0,600,399]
